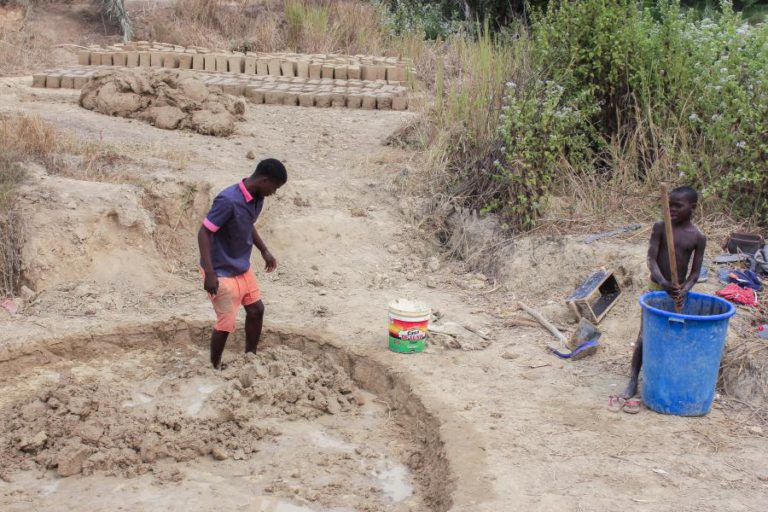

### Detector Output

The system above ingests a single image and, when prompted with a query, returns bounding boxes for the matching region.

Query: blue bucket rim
[639,291,736,321]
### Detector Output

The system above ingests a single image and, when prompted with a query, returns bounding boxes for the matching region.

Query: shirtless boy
[615,186,706,412]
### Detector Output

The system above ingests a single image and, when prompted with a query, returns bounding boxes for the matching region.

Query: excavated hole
[0,325,454,512]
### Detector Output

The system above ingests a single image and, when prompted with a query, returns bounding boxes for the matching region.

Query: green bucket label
[389,317,427,353]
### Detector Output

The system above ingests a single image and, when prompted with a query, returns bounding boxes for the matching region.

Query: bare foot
[622,378,638,399]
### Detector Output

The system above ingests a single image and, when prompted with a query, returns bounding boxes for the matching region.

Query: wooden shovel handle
[660,185,682,312]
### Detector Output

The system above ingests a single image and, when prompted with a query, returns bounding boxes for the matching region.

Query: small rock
[466,279,486,290]
[386,244,400,254]
[139,433,160,462]
[20,400,47,422]
[56,443,92,477]
[427,257,440,273]
[211,446,229,461]
[20,286,36,302]
[293,195,310,207]
[501,352,520,360]
[350,207,368,217]
[76,422,104,445]
[67,396,92,416]
[246,150,255,159]
[426,277,437,288]
[18,431,47,453]
[747,425,763,435]
[325,396,341,415]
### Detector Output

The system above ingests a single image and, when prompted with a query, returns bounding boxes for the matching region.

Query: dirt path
[1,80,767,511]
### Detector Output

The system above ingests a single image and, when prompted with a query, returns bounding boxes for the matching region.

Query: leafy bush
[486,0,768,227]
[674,7,768,222]
[383,0,462,39]
[490,79,597,229]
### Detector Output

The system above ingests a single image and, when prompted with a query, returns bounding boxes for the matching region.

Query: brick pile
[33,66,409,110]
[33,41,413,110]
[76,42,410,83]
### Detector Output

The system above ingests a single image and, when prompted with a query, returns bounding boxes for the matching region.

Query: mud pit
[0,328,449,512]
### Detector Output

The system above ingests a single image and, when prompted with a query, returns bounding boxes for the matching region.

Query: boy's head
[669,186,698,225]
[250,158,287,197]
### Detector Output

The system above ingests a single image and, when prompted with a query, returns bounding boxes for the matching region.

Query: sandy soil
[1,65,767,512]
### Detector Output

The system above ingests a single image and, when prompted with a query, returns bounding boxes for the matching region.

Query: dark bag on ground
[723,232,765,255]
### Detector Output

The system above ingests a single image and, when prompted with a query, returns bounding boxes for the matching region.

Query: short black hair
[252,158,287,185]
[671,185,698,204]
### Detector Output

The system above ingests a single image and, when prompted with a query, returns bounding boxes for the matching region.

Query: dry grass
[0,1,88,75]
[410,27,529,267]
[0,4,57,75]
[0,112,129,295]
[132,0,391,55]
[0,111,62,171]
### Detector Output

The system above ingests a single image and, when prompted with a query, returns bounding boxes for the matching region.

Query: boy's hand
[262,250,277,273]
[204,273,219,296]
[661,281,683,301]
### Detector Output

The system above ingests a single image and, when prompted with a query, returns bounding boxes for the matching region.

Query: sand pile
[79,69,246,136]
[0,346,361,479]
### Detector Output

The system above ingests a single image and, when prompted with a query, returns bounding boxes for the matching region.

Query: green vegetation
[427,0,768,229]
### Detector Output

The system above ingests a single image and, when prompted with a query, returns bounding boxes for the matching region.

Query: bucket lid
[388,298,430,316]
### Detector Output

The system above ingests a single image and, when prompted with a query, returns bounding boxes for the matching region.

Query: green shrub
[490,79,598,229]
[383,0,462,39]
[489,0,768,227]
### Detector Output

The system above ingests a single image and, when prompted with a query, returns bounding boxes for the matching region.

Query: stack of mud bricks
[32,67,97,90]
[62,42,412,110]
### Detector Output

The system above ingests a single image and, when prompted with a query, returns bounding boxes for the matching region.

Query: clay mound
[79,69,246,136]
[0,346,361,479]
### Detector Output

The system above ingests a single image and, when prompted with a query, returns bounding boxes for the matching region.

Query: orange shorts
[202,268,261,333]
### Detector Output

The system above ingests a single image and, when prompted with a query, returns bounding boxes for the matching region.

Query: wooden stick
[660,185,682,312]
[518,301,568,349]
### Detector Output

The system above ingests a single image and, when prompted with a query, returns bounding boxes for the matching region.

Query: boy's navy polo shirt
[202,180,264,277]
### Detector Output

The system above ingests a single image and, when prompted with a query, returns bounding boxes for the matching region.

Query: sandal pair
[608,395,641,414]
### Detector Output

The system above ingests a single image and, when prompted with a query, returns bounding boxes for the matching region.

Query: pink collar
[239,179,253,202]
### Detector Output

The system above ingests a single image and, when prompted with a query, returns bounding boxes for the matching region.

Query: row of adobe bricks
[77,45,409,83]
[32,67,412,110]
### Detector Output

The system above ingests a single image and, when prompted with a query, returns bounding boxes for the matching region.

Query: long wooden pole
[518,301,569,350]
[660,185,682,312]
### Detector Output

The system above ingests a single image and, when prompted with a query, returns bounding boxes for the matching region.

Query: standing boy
[613,186,706,413]
[197,159,287,369]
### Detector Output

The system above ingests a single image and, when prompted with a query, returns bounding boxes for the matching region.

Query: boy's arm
[252,226,277,273]
[198,226,219,294]
[647,222,674,290]
[198,195,234,295]
[682,232,707,293]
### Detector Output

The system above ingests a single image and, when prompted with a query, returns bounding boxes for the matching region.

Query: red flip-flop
[622,398,641,414]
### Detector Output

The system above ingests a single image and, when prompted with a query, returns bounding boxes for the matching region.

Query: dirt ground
[1,40,768,512]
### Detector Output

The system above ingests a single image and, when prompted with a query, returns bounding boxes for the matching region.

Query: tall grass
[0,113,50,297]
[134,0,390,54]
[422,1,768,236]
[420,24,530,225]
[0,3,56,75]
[0,112,129,295]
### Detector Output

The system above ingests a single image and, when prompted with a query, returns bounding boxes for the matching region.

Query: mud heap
[0,346,361,478]
[79,68,246,136]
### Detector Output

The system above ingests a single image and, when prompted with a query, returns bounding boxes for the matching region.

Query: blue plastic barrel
[640,291,736,416]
